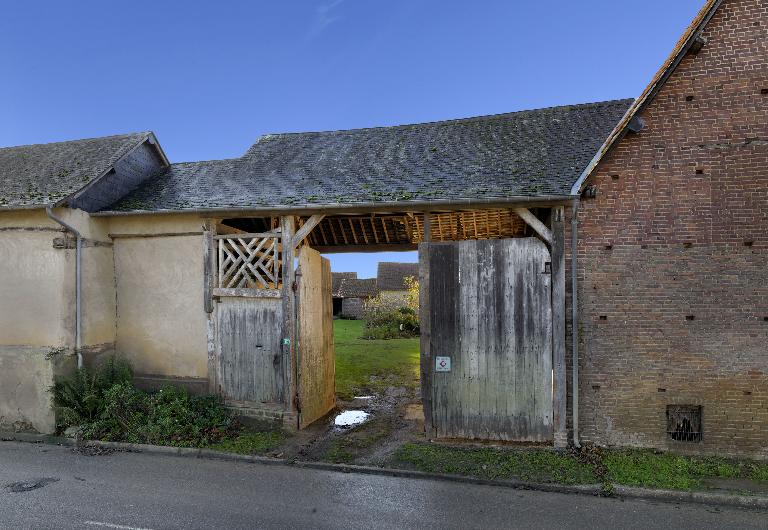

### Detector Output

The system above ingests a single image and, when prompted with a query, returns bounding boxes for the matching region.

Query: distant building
[331,272,379,318]
[376,262,418,304]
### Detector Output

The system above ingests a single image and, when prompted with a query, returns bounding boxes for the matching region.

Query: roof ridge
[249,98,635,141]
[0,131,151,151]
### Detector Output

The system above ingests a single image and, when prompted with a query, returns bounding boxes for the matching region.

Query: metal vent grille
[667,405,702,442]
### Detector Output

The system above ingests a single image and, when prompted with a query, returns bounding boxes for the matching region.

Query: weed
[393,443,597,485]
[207,431,285,455]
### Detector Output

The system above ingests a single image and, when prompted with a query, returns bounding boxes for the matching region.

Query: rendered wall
[573,0,768,459]
[111,214,208,380]
[0,208,110,433]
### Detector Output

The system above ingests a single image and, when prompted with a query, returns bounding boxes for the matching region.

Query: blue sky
[1,1,703,277]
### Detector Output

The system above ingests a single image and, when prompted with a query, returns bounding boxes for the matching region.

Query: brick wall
[574,0,768,459]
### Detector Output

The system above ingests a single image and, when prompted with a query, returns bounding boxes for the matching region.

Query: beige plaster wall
[0,229,70,346]
[0,208,115,433]
[112,214,207,378]
[0,346,75,433]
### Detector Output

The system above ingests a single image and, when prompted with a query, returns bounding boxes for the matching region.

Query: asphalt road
[0,441,765,530]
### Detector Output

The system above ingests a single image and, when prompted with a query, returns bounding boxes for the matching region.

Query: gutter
[91,195,576,218]
[45,205,83,369]
[570,198,580,447]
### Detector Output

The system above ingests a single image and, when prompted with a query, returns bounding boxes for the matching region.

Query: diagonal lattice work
[217,235,280,289]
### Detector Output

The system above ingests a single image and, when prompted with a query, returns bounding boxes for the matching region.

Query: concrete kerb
[3,432,767,511]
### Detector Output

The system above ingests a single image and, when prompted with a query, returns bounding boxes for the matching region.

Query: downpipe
[570,199,580,448]
[46,205,83,369]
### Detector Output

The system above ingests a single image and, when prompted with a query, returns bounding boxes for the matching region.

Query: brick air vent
[685,95,695,102]
[761,88,768,95]
[667,405,702,442]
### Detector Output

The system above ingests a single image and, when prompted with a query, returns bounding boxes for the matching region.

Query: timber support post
[203,219,218,394]
[550,206,567,448]
[281,216,297,414]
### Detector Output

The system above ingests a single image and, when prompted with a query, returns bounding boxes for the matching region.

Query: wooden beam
[370,216,380,243]
[419,239,434,436]
[550,206,567,449]
[336,218,349,245]
[358,218,369,244]
[203,219,218,396]
[291,214,324,249]
[328,219,340,245]
[281,216,296,414]
[513,207,553,245]
[318,221,330,246]
[402,215,412,242]
[312,243,418,254]
[423,213,431,242]
[347,218,359,244]
[203,221,215,314]
[380,217,391,242]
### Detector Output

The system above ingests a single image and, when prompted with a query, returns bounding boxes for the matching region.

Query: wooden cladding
[216,234,281,289]
[302,209,528,250]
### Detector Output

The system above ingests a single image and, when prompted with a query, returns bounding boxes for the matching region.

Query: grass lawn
[392,443,768,491]
[334,319,420,399]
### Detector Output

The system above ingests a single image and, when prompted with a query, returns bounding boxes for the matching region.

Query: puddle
[334,410,370,427]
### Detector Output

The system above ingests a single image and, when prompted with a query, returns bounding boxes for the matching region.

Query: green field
[334,319,420,399]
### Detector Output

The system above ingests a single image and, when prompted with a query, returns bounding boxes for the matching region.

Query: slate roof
[105,99,633,213]
[0,132,152,209]
[377,262,419,291]
[335,278,379,299]
[332,272,358,297]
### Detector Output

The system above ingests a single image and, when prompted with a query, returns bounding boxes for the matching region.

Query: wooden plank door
[217,296,284,404]
[297,246,336,429]
[420,238,553,441]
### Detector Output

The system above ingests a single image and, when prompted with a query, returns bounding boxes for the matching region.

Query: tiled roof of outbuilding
[105,99,632,213]
[336,278,379,299]
[377,262,419,291]
[0,133,152,209]
[332,272,358,296]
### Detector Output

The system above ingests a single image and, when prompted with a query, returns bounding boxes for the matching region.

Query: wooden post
[418,241,434,437]
[203,219,218,394]
[551,206,567,448]
[423,213,432,242]
[281,216,297,414]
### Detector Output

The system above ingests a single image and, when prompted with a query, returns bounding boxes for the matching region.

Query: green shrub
[361,275,420,339]
[84,383,236,447]
[52,359,239,448]
[51,357,133,427]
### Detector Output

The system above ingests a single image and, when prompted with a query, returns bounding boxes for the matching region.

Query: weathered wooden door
[217,296,284,404]
[420,238,553,441]
[297,246,335,428]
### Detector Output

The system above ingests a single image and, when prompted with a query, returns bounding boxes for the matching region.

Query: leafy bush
[51,357,133,427]
[84,383,236,447]
[52,359,241,448]
[362,276,420,339]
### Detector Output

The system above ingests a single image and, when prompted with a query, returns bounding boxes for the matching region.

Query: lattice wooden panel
[217,235,280,289]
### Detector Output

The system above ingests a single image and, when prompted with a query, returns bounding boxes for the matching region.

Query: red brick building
[572,0,768,458]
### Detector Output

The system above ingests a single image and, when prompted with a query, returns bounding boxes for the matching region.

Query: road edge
[3,432,767,511]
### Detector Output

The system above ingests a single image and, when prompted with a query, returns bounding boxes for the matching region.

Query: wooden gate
[420,238,553,441]
[297,247,335,428]
[214,232,285,405]
[217,296,284,403]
